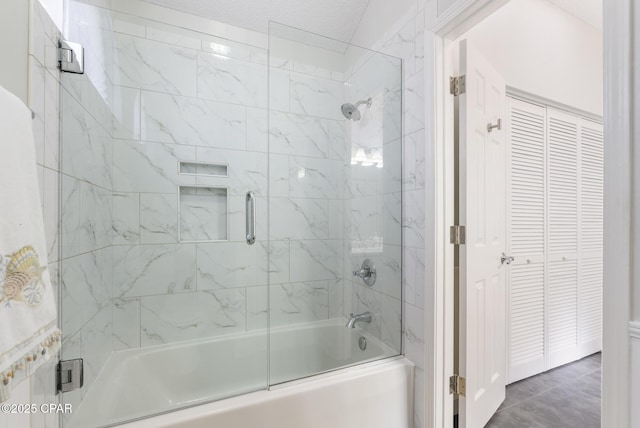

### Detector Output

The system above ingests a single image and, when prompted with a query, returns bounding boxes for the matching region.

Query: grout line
[497,355,601,414]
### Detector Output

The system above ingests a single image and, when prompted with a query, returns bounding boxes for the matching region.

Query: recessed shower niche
[179,186,229,242]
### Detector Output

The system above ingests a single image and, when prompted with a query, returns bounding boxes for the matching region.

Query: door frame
[423,0,624,427]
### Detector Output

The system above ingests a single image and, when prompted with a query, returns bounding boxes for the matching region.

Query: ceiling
[546,0,602,30]
[140,0,371,43]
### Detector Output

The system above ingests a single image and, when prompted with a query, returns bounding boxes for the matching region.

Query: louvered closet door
[578,120,603,356]
[547,108,579,369]
[506,98,546,383]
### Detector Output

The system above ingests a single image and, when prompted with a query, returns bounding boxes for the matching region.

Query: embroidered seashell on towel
[0,85,60,401]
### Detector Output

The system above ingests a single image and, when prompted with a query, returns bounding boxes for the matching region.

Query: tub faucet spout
[346,312,372,328]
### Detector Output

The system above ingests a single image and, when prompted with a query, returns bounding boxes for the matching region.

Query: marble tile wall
[348,5,429,428]
[108,15,348,348]
[267,36,348,333]
[27,2,63,426]
[56,0,117,419]
[342,46,404,354]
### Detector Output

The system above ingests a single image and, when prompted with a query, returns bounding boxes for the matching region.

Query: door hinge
[449,374,466,396]
[449,75,466,96]
[58,40,85,74]
[57,358,83,393]
[450,225,466,245]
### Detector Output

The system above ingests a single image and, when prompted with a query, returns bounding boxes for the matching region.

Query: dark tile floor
[485,352,601,428]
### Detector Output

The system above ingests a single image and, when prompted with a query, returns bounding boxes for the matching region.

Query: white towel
[0,85,60,401]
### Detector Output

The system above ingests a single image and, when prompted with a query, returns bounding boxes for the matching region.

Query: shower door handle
[246,191,256,245]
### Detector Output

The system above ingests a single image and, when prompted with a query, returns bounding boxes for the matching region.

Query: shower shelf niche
[178,186,229,242]
[179,161,228,177]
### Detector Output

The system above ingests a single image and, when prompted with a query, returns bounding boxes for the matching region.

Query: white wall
[459,0,603,116]
[0,0,29,103]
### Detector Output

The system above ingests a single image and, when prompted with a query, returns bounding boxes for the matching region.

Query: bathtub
[68,319,414,428]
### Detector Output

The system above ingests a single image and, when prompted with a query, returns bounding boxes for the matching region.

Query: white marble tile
[61,248,112,338]
[414,129,426,189]
[266,240,290,285]
[61,92,112,189]
[415,13,425,74]
[43,68,59,170]
[246,107,268,153]
[384,191,403,246]
[269,111,335,158]
[113,244,196,298]
[112,13,146,37]
[269,154,289,198]
[61,177,111,258]
[404,71,425,135]
[112,33,197,96]
[380,18,416,78]
[413,367,425,428]
[328,279,344,319]
[290,240,342,282]
[28,57,45,166]
[289,71,344,120]
[179,187,227,241]
[112,192,140,244]
[112,139,196,193]
[404,303,425,368]
[141,91,246,149]
[42,167,59,262]
[292,62,343,82]
[403,247,417,306]
[270,282,329,327]
[29,358,59,428]
[403,189,426,249]
[197,242,267,289]
[328,199,344,240]
[403,131,417,190]
[146,25,202,50]
[197,52,267,108]
[113,298,140,350]
[414,246,426,310]
[246,285,268,330]
[384,87,403,143]
[112,86,141,140]
[380,293,402,353]
[383,138,403,194]
[61,327,82,361]
[270,67,290,112]
[81,305,113,395]
[270,198,329,240]
[289,156,344,199]
[201,37,258,62]
[328,120,348,161]
[140,193,179,243]
[140,290,246,345]
[195,147,268,196]
[28,1,50,65]
[349,194,383,243]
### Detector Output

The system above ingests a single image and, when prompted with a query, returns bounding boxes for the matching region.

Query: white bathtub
[68,319,413,428]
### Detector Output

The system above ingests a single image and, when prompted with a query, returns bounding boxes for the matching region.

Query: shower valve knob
[353,259,376,286]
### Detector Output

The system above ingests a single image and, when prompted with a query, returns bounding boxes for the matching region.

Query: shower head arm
[354,98,373,108]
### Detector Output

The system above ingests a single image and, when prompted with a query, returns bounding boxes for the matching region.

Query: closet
[506,96,603,384]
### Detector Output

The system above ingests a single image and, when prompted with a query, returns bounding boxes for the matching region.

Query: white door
[458,39,507,428]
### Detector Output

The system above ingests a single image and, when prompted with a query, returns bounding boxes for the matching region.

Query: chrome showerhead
[341,98,372,121]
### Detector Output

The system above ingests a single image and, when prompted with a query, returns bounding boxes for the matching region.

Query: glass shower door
[58,5,270,426]
[267,23,403,385]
